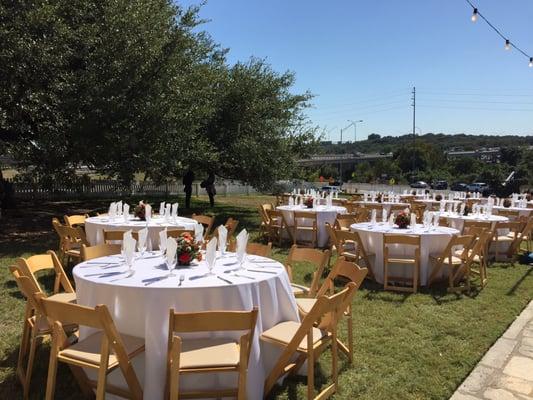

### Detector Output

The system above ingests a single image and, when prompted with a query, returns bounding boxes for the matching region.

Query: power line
[418,105,533,112]
[465,0,532,68]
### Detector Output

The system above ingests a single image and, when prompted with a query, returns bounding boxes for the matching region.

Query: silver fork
[179,275,185,286]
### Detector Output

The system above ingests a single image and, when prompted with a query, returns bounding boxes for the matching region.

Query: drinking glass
[166,253,176,277]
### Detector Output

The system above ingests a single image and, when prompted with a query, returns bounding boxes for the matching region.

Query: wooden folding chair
[246,242,272,257]
[296,258,368,363]
[508,217,533,254]
[383,234,421,293]
[81,243,122,261]
[191,214,215,239]
[258,204,273,237]
[64,214,88,227]
[103,230,127,244]
[40,298,145,400]
[293,211,318,248]
[285,245,330,298]
[429,235,474,292]
[353,207,370,223]
[332,229,375,280]
[209,218,240,244]
[16,251,76,299]
[262,284,356,400]
[334,214,357,232]
[497,209,520,221]
[410,203,426,223]
[266,209,292,246]
[491,221,522,261]
[364,203,383,220]
[10,266,77,400]
[467,230,493,288]
[166,308,258,400]
[325,222,339,255]
[462,220,492,235]
[52,218,88,265]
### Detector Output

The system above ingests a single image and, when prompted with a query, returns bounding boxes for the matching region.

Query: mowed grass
[0,194,532,399]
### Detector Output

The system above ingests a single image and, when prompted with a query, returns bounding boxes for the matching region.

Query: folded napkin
[206,237,217,267]
[166,237,177,265]
[410,213,417,227]
[137,228,148,251]
[288,196,294,206]
[164,204,171,221]
[236,229,249,262]
[388,214,394,226]
[382,209,387,223]
[194,223,204,243]
[433,213,440,227]
[123,232,136,266]
[371,209,377,224]
[159,228,167,252]
[145,204,152,222]
[109,202,116,218]
[159,202,166,216]
[123,203,130,222]
[171,202,179,219]
[218,225,228,253]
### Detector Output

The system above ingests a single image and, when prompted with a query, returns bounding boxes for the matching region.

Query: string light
[465,0,532,68]
[471,8,478,22]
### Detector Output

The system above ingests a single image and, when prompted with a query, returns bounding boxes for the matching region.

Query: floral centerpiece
[435,194,442,201]
[463,205,471,216]
[134,201,149,221]
[376,193,383,203]
[395,210,410,229]
[176,232,202,266]
[303,197,314,208]
[526,193,532,202]
[503,198,512,208]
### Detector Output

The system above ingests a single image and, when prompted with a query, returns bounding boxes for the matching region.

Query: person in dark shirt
[204,172,216,207]
[182,169,194,209]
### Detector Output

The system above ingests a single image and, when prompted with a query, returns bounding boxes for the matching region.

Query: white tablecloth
[73,253,298,400]
[85,215,199,249]
[493,206,532,218]
[440,212,509,232]
[277,205,346,247]
[350,223,459,286]
[415,199,463,208]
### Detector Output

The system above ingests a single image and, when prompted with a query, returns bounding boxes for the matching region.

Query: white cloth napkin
[159,202,166,216]
[137,228,148,251]
[236,229,249,262]
[382,209,387,222]
[116,201,123,216]
[194,223,204,243]
[164,204,171,222]
[166,237,177,265]
[123,232,136,265]
[371,209,377,225]
[410,213,417,227]
[159,228,167,252]
[108,202,116,218]
[289,196,294,206]
[145,204,152,222]
[388,214,394,226]
[123,204,130,222]
[218,225,228,252]
[206,237,217,267]
[171,202,179,219]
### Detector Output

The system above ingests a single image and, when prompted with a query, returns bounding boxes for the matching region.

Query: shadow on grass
[506,265,532,296]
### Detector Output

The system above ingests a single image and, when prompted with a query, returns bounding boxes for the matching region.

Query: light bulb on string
[505,39,511,51]
[471,8,478,22]
[529,58,533,68]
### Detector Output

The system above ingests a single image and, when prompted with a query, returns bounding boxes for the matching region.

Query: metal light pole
[348,119,363,142]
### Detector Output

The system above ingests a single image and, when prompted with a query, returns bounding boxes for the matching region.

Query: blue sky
[180,0,533,141]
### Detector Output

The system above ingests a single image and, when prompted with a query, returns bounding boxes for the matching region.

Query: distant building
[446,148,500,163]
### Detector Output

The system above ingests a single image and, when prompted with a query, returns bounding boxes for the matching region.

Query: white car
[466,182,488,192]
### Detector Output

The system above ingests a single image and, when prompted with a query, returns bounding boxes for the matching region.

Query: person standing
[182,169,194,209]
[204,172,216,207]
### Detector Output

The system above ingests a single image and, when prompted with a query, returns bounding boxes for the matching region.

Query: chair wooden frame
[266,209,292,246]
[246,242,272,257]
[491,221,522,261]
[81,243,122,261]
[258,204,273,237]
[191,214,215,239]
[462,220,492,235]
[166,308,258,400]
[40,298,145,400]
[52,218,88,265]
[297,258,368,363]
[334,214,357,232]
[262,284,356,400]
[10,266,77,400]
[508,217,533,254]
[292,211,318,248]
[285,245,330,298]
[63,214,88,227]
[383,234,421,293]
[496,209,520,221]
[330,228,375,280]
[429,235,474,292]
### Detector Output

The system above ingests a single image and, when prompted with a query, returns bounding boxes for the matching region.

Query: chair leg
[331,330,339,393]
[307,333,314,400]
[16,315,31,387]
[45,342,59,400]
[347,312,354,364]
[24,334,42,399]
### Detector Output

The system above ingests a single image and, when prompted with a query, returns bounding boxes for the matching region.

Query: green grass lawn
[1,194,532,399]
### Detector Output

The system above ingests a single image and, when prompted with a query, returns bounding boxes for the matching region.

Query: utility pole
[411,86,416,174]
[348,119,363,143]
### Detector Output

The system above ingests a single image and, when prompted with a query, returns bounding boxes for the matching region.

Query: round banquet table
[85,215,198,249]
[439,212,509,232]
[493,206,532,218]
[353,201,410,214]
[73,252,299,400]
[276,204,346,247]
[350,222,460,286]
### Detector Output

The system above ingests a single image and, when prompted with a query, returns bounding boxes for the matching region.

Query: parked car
[450,182,468,191]
[410,181,429,189]
[466,182,488,193]
[431,180,448,190]
[321,185,342,194]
